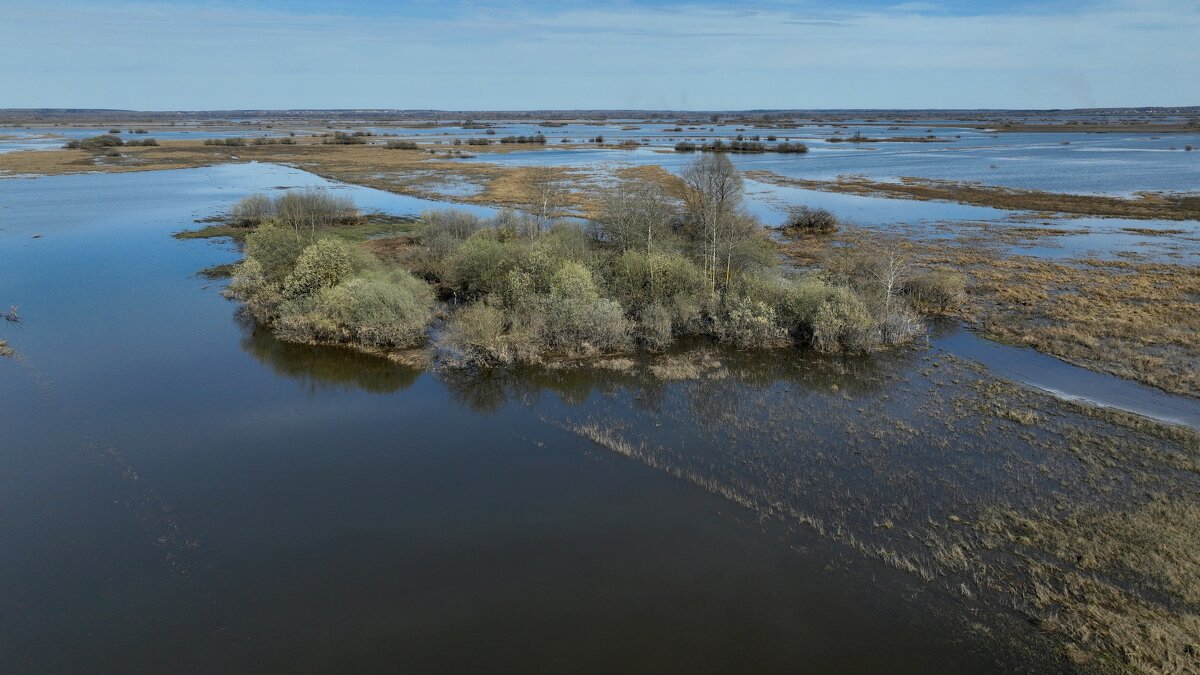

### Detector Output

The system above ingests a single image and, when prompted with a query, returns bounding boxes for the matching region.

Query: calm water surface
[0,165,1061,673]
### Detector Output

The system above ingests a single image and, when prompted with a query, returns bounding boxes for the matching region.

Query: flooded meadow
[2,126,1199,673]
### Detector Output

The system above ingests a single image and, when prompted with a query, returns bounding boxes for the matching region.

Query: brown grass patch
[779,227,1200,397]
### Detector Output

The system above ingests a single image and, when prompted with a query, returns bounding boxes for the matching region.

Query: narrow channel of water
[934,327,1200,430]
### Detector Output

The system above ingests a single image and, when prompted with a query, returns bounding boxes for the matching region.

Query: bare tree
[521,167,571,236]
[595,180,677,255]
[866,250,909,315]
[680,153,745,293]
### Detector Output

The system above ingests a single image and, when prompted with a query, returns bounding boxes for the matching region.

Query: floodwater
[452,146,1200,263]
[2,164,1197,672]
[0,126,305,154]
[6,117,1199,194]
[439,124,1200,195]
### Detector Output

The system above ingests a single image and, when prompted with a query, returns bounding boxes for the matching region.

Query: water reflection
[240,319,420,394]
[246,319,908,413]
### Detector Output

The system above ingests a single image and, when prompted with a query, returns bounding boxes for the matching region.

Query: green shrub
[549,261,599,301]
[228,258,285,322]
[320,271,434,347]
[422,209,485,240]
[283,238,356,299]
[324,131,368,145]
[811,288,880,352]
[409,210,485,279]
[635,302,674,350]
[904,270,966,311]
[64,135,124,150]
[229,194,274,227]
[448,234,527,298]
[244,222,314,285]
[605,251,707,313]
[714,296,789,348]
[784,206,839,234]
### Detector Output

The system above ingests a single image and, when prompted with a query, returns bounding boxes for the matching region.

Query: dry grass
[0,138,601,214]
[976,501,1200,673]
[747,171,1200,221]
[956,255,1200,397]
[780,228,1200,397]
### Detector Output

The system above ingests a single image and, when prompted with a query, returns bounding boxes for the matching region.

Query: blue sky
[2,0,1196,110]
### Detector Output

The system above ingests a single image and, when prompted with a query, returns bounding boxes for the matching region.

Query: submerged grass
[547,347,1200,673]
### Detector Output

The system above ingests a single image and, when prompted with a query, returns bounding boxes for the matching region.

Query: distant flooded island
[4,0,1200,673]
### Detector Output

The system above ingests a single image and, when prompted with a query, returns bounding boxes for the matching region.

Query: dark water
[0,165,1102,673]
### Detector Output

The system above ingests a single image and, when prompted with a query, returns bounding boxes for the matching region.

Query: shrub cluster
[323,131,372,145]
[499,135,547,144]
[385,140,419,150]
[231,228,434,350]
[774,142,809,153]
[784,205,838,234]
[903,270,966,312]
[228,165,950,365]
[227,189,361,228]
[674,140,807,154]
[65,135,124,150]
[204,137,247,146]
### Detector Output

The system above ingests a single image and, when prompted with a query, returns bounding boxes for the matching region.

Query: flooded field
[3,164,1198,672]
[5,116,1199,195]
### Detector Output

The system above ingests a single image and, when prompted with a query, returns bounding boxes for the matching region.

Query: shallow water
[444,125,1200,195]
[933,327,1200,430]
[0,126,301,154]
[1,165,1070,673]
[10,116,1197,194]
[454,147,1200,262]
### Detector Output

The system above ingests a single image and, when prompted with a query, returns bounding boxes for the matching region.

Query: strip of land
[747,172,1200,221]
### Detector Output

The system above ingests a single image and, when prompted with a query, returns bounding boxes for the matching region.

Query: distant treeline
[65,135,158,149]
[675,139,808,154]
[499,134,548,144]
